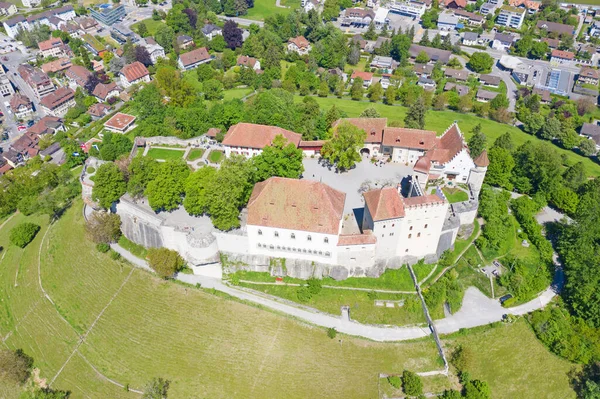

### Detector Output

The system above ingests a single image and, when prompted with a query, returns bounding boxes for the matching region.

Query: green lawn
[294,96,600,177]
[442,187,469,203]
[245,0,298,20]
[131,18,166,36]
[118,235,148,259]
[442,320,577,399]
[146,147,185,160]
[183,70,203,92]
[0,202,579,398]
[186,148,205,161]
[223,87,254,101]
[208,150,223,163]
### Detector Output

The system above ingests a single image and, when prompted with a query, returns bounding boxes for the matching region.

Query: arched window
[417,233,421,237]
[325,251,331,257]
[408,234,412,239]
[324,237,329,244]
[291,233,296,239]
[424,224,428,229]
[269,245,274,249]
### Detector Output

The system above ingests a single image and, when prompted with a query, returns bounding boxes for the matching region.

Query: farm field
[294,96,600,177]
[0,202,577,398]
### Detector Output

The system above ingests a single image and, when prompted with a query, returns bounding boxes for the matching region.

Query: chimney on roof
[395,137,400,142]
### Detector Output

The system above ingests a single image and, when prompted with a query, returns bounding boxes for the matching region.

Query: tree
[492,132,515,152]
[155,25,175,52]
[467,124,487,158]
[359,107,381,118]
[182,8,197,29]
[85,212,122,244]
[350,78,364,100]
[523,113,545,135]
[143,377,170,398]
[450,345,473,372]
[147,248,184,279]
[367,82,383,102]
[463,379,491,399]
[322,0,340,21]
[252,134,304,181]
[490,93,509,110]
[579,137,597,156]
[486,147,514,190]
[404,98,426,129]
[0,349,33,384]
[321,121,366,171]
[135,46,153,67]
[136,21,148,37]
[421,9,438,28]
[223,20,243,49]
[468,52,494,73]
[128,156,159,198]
[539,117,561,140]
[203,79,224,100]
[348,41,360,65]
[401,370,423,397]
[92,163,126,209]
[385,85,396,105]
[146,159,190,212]
[9,223,40,248]
[318,80,329,97]
[183,167,217,216]
[415,50,430,64]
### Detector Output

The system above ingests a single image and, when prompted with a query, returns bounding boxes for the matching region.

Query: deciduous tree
[252,134,304,181]
[85,212,122,244]
[146,159,191,212]
[321,121,366,171]
[92,163,126,209]
[404,98,426,129]
[148,248,184,279]
[468,52,493,73]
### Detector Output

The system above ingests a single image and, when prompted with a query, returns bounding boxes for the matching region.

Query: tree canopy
[321,121,366,171]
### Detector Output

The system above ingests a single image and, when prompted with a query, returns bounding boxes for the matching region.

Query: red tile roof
[120,61,149,82]
[579,67,600,80]
[179,47,210,67]
[27,116,63,136]
[337,233,377,246]
[247,177,345,235]
[65,65,92,86]
[39,87,74,110]
[414,154,432,173]
[551,49,575,59]
[9,93,31,110]
[445,0,467,7]
[363,187,405,221]
[104,113,136,131]
[351,71,373,81]
[430,123,465,164]
[87,103,111,117]
[237,55,257,68]
[404,194,446,207]
[92,82,119,100]
[334,118,387,144]
[288,36,310,49]
[38,37,63,51]
[382,127,437,149]
[473,150,489,167]
[222,123,302,150]
[41,58,71,73]
[205,127,221,138]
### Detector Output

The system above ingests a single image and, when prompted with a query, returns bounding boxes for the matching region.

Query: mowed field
[0,201,578,398]
[295,96,600,177]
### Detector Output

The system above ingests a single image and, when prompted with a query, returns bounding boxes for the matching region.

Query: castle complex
[115,121,488,279]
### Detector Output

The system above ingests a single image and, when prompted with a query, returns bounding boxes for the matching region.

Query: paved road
[491,63,517,112]
[217,15,264,27]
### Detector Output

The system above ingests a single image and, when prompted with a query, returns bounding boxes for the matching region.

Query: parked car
[27,120,34,127]
[499,294,513,305]
[17,125,26,131]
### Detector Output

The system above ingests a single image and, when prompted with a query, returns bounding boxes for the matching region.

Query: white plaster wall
[458,208,477,225]
[224,145,262,158]
[373,217,403,258]
[391,147,425,165]
[442,149,475,183]
[159,226,220,265]
[337,243,376,269]
[396,202,448,258]
[215,232,250,254]
[467,167,486,196]
[247,224,339,264]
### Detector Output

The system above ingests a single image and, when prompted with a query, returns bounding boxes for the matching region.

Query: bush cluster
[9,223,40,248]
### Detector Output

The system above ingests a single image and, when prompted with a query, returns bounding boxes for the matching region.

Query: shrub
[327,327,337,339]
[401,370,423,397]
[85,212,122,244]
[296,287,312,302]
[96,243,110,253]
[110,250,121,260]
[387,375,401,389]
[0,349,34,384]
[9,223,40,248]
[367,290,377,300]
[450,345,473,372]
[307,278,322,295]
[147,247,185,279]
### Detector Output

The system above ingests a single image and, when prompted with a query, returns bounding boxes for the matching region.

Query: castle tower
[468,150,489,199]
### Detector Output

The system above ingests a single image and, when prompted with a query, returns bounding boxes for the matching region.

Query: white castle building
[115,121,488,279]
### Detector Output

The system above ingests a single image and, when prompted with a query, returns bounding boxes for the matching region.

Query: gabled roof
[351,71,373,81]
[288,36,310,49]
[9,93,31,110]
[337,233,377,246]
[430,123,466,164]
[444,68,469,80]
[476,88,499,100]
[201,23,221,35]
[177,34,193,44]
[222,123,302,149]
[237,55,257,68]
[479,74,501,85]
[27,116,63,136]
[120,61,149,82]
[494,33,515,43]
[579,67,599,79]
[382,127,437,149]
[179,47,210,67]
[38,37,63,51]
[332,118,387,144]
[551,49,575,60]
[92,82,119,100]
[363,187,405,221]
[41,57,72,73]
[537,20,574,35]
[65,65,92,85]
[247,177,345,235]
[409,44,452,63]
[87,102,111,117]
[39,87,74,110]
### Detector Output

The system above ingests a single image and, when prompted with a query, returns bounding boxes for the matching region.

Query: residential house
[444,82,469,96]
[476,89,498,102]
[508,0,540,13]
[76,16,98,33]
[304,0,320,12]
[91,60,104,73]
[541,37,560,49]
[496,6,526,29]
[59,21,82,38]
[351,71,374,87]
[222,123,302,158]
[38,38,67,58]
[87,103,111,119]
[590,20,600,37]
[177,35,194,49]
[342,8,375,26]
[0,64,14,97]
[580,122,600,148]
[287,36,311,55]
[437,12,460,30]
[11,132,38,160]
[41,58,72,74]
[3,5,76,38]
[536,20,574,37]
[462,31,479,45]
[28,116,65,136]
[373,36,392,53]
[9,93,33,120]
[444,68,469,81]
[370,56,397,73]
[453,9,484,25]
[3,16,29,39]
[17,65,54,99]
[444,0,466,9]
[409,44,452,64]
[111,23,136,44]
[417,76,436,91]
[39,87,75,117]
[578,67,600,85]
[550,49,575,65]
[178,47,212,71]
[480,2,497,15]
[82,34,106,56]
[479,74,501,88]
[119,61,150,87]
[491,33,516,51]
[414,63,434,78]
[328,68,348,82]
[92,82,120,102]
[0,2,17,16]
[65,65,93,89]
[201,24,222,40]
[2,148,22,168]
[237,55,261,70]
[140,38,165,64]
[387,1,428,19]
[532,87,551,104]
[104,112,136,133]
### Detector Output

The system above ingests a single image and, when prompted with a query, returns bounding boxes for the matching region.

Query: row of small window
[381,224,428,229]
[257,230,328,243]
[381,233,422,238]
[257,243,331,257]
